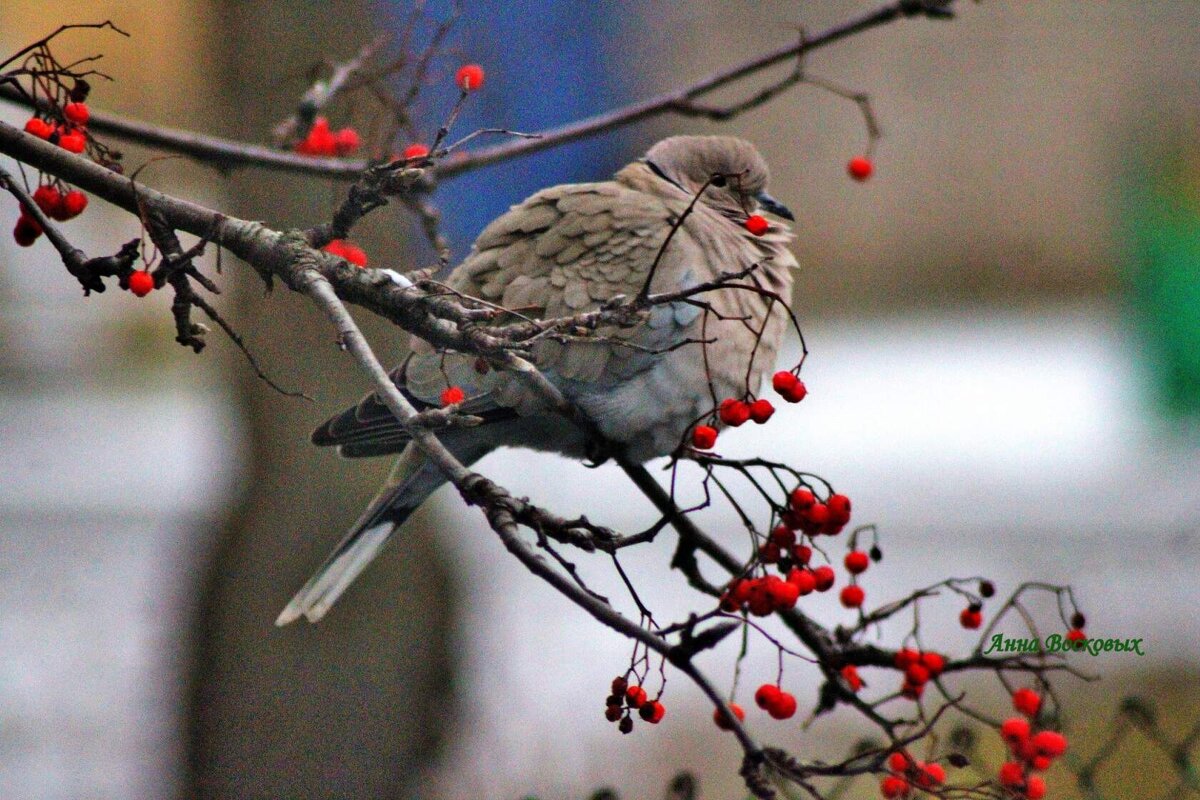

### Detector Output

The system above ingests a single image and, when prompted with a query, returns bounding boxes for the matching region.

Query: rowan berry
[812,565,835,591]
[32,185,61,216]
[744,214,769,236]
[128,270,154,297]
[848,155,873,181]
[748,398,775,423]
[787,568,815,596]
[625,684,648,709]
[900,680,924,700]
[1066,628,1086,644]
[402,143,430,160]
[767,689,797,720]
[840,584,865,608]
[791,544,812,565]
[13,215,41,246]
[780,378,807,403]
[894,648,919,669]
[770,524,796,548]
[826,493,852,523]
[440,386,465,406]
[604,704,622,722]
[767,577,800,609]
[754,683,780,709]
[24,117,52,139]
[844,550,869,574]
[1031,730,1067,758]
[63,102,90,126]
[920,651,945,677]
[718,397,751,426]
[960,607,983,629]
[618,715,633,734]
[888,752,913,773]
[58,132,86,153]
[295,117,335,156]
[611,676,627,695]
[713,702,745,730]
[997,762,1025,788]
[904,664,930,686]
[840,664,863,691]
[1012,688,1042,718]
[1000,717,1031,746]
[456,63,485,91]
[879,775,910,798]
[60,190,87,220]
[1025,775,1046,799]
[691,424,718,449]
[333,127,361,156]
[917,762,945,786]
[639,700,665,723]
[790,488,815,510]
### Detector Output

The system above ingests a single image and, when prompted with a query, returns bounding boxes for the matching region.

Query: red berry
[904,663,930,686]
[1025,775,1046,799]
[826,493,852,523]
[894,648,919,670]
[840,664,863,692]
[24,117,53,139]
[806,503,831,526]
[128,270,154,297]
[879,776,910,799]
[691,424,718,449]
[604,704,622,722]
[840,584,864,608]
[58,132,86,154]
[322,238,367,267]
[618,716,633,734]
[1030,755,1052,772]
[611,676,627,695]
[59,190,87,220]
[639,700,665,723]
[295,117,335,156]
[748,398,775,424]
[333,127,361,156]
[1012,688,1042,718]
[787,568,816,596]
[998,762,1026,788]
[767,577,800,610]
[624,684,647,708]
[780,378,808,403]
[770,524,796,548]
[844,551,869,574]
[920,651,945,677]
[754,683,781,709]
[713,702,745,731]
[440,386,465,406]
[744,214,769,236]
[766,690,797,720]
[812,565,835,592]
[848,155,873,181]
[63,102,90,126]
[13,215,41,246]
[32,185,61,216]
[900,680,924,700]
[1000,717,1031,747]
[456,63,485,91]
[771,370,797,393]
[1066,628,1086,643]
[918,762,946,786]
[1031,730,1067,758]
[888,752,913,774]
[960,607,983,629]
[791,544,812,565]
[789,488,815,510]
[402,143,430,160]
[718,397,751,427]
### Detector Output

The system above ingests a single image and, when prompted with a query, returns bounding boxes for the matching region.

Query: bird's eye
[709,173,727,188]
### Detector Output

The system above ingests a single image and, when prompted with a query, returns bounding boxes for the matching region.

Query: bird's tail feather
[276,433,494,625]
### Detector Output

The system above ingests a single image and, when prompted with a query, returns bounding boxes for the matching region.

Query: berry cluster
[293,117,361,157]
[692,370,807,451]
[604,676,664,733]
[997,688,1067,799]
[321,238,368,267]
[893,647,945,700]
[879,752,946,798]
[17,106,93,247]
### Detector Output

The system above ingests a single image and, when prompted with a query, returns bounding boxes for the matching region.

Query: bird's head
[643,135,793,222]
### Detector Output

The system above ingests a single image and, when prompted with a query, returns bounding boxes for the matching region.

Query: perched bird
[277,135,797,625]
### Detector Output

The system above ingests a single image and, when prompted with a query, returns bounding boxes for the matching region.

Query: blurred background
[1,2,1199,798]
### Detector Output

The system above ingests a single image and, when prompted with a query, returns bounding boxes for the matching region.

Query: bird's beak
[755,191,794,221]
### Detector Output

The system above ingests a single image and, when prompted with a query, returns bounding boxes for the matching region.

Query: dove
[277,135,797,625]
